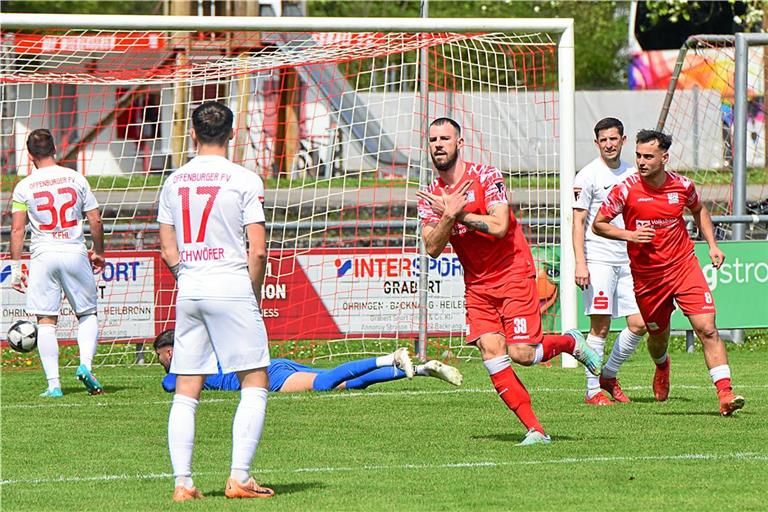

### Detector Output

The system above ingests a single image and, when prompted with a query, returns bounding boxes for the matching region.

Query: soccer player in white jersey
[572,118,647,405]
[10,129,105,398]
[157,101,273,502]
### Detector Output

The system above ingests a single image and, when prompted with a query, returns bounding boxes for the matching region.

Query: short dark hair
[153,329,175,351]
[593,117,624,138]
[26,129,56,159]
[636,129,673,151]
[192,101,233,146]
[430,117,461,136]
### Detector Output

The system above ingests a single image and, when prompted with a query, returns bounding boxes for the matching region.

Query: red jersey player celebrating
[593,129,745,416]
[416,118,601,446]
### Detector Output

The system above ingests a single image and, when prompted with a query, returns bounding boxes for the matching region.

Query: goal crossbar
[0,13,573,35]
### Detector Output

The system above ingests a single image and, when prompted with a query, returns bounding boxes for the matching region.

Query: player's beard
[431,149,458,171]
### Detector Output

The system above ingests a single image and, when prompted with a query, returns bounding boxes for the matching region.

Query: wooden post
[171,51,190,169]
[232,53,251,166]
[273,67,300,177]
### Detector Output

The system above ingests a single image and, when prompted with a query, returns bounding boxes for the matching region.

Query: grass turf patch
[1,345,765,511]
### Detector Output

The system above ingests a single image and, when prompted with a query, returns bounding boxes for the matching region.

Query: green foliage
[3,0,161,15]
[2,348,766,510]
[309,0,631,89]
[644,0,765,32]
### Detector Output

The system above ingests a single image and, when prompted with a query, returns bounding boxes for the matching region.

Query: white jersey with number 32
[11,164,98,257]
[157,155,265,300]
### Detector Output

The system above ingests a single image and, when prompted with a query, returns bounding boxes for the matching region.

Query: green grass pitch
[1,346,766,511]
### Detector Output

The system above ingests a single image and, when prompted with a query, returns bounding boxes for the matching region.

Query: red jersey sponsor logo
[593,291,609,310]
[600,172,699,278]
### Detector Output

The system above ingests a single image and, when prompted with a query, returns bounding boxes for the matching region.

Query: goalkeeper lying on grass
[153,329,463,393]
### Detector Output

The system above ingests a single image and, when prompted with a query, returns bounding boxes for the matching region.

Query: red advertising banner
[14,33,166,54]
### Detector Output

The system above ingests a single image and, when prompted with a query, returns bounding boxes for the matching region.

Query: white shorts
[172,298,270,375]
[582,262,640,318]
[26,251,97,317]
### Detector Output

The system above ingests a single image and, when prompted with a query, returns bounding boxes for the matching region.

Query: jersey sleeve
[417,189,440,226]
[242,174,266,225]
[684,179,700,209]
[482,166,507,209]
[79,175,99,212]
[599,182,626,222]
[11,181,28,212]
[572,168,593,210]
[157,181,174,225]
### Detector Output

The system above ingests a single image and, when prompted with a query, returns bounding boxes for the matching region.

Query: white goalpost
[0,14,577,366]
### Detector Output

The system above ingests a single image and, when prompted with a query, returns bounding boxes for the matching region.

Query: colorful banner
[1,252,159,340]
[4,242,763,344]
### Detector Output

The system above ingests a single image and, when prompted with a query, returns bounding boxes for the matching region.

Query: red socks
[489,366,544,434]
[540,334,576,362]
[715,378,732,394]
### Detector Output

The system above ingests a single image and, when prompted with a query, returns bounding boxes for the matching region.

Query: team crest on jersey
[466,190,475,202]
[667,192,679,204]
[573,187,582,201]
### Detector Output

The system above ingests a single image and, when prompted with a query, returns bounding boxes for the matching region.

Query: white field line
[3,384,768,410]
[1,452,766,487]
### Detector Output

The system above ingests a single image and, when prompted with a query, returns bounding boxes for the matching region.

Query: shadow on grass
[58,385,129,396]
[472,433,581,443]
[204,481,324,498]
[629,396,692,404]
[655,411,729,417]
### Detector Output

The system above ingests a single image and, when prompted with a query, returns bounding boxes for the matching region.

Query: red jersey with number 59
[599,171,699,279]
[158,155,265,300]
[11,164,99,258]
[417,162,535,287]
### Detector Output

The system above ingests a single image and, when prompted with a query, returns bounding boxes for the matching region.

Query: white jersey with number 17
[157,155,266,301]
[11,164,98,258]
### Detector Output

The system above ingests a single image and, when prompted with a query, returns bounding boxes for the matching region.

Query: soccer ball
[7,320,38,353]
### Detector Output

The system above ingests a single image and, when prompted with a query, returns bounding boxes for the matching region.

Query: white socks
[169,394,198,488]
[76,314,99,370]
[532,344,544,365]
[230,387,268,484]
[37,324,60,391]
[483,355,511,375]
[584,334,605,397]
[709,364,731,384]
[603,328,644,379]
[376,353,395,367]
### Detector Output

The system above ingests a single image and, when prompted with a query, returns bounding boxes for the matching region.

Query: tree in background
[309,1,630,89]
[3,0,161,15]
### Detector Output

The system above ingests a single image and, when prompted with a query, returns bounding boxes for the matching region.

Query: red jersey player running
[593,129,744,416]
[417,118,601,446]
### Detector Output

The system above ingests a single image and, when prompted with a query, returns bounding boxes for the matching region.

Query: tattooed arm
[457,202,509,238]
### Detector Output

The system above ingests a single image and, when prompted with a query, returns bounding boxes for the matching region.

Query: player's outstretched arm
[689,202,725,268]
[458,202,510,238]
[85,208,105,273]
[246,222,268,303]
[158,223,181,278]
[9,210,28,292]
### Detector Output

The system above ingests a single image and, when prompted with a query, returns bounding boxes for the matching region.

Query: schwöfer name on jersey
[179,246,225,263]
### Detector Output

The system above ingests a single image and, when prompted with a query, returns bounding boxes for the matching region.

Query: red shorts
[464,276,542,345]
[634,255,716,334]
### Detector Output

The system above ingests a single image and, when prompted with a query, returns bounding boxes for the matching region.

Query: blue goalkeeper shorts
[267,358,323,392]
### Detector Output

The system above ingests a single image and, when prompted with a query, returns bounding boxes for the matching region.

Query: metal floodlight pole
[732,33,768,240]
[732,33,749,241]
